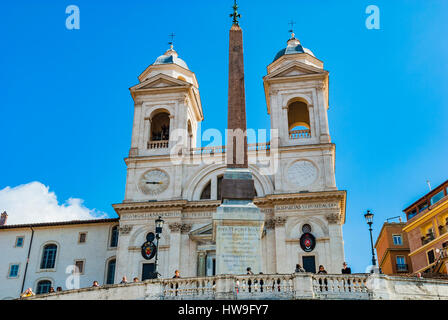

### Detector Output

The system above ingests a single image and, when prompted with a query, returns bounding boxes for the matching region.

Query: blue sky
[1,0,447,273]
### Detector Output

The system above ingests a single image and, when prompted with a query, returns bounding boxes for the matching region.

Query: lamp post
[364,210,377,267]
[154,216,164,278]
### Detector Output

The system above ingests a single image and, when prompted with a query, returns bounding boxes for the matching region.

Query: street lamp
[364,210,377,268]
[154,216,164,278]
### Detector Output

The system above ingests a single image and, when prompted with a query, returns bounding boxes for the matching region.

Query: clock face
[287,160,318,188]
[138,169,169,195]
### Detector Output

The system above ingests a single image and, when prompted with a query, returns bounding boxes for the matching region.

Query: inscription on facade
[121,212,182,221]
[216,226,261,274]
[120,211,213,221]
[275,203,339,211]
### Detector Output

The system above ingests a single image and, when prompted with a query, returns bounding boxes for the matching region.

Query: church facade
[0,27,346,299]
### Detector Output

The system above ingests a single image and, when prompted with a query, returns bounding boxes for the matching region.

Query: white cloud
[0,182,107,225]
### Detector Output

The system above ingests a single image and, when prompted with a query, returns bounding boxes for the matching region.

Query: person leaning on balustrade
[20,288,35,298]
[295,264,306,273]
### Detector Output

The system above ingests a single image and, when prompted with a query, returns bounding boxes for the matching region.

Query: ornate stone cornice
[265,219,275,229]
[113,190,347,225]
[181,224,192,234]
[119,225,133,235]
[265,217,287,229]
[317,82,327,91]
[168,222,183,232]
[325,212,342,225]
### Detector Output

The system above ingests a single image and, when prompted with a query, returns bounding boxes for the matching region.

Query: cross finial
[168,32,176,49]
[288,19,296,38]
[230,0,241,25]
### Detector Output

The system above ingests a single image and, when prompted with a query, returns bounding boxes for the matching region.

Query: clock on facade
[138,169,170,195]
[287,160,318,188]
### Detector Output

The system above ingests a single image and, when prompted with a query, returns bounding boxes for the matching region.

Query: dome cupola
[273,32,315,63]
[153,45,189,70]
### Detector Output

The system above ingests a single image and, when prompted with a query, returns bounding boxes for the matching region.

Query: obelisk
[213,1,265,275]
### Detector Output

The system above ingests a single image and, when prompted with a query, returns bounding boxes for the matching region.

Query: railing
[396,264,409,272]
[422,233,436,245]
[147,140,169,149]
[161,274,368,300]
[234,274,294,299]
[24,273,448,300]
[289,129,311,139]
[189,143,271,155]
[312,274,369,299]
[162,277,215,300]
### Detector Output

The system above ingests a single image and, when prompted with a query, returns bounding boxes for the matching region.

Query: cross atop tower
[168,32,176,49]
[288,19,296,38]
[230,0,241,25]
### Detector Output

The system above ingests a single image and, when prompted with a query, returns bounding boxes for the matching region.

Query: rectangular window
[40,244,57,269]
[396,256,405,265]
[392,235,403,245]
[418,202,429,213]
[74,260,84,274]
[8,264,19,278]
[15,236,24,247]
[431,190,445,205]
[78,232,87,243]
[407,209,417,220]
[427,250,435,264]
[302,256,316,273]
[396,256,407,272]
[427,228,435,238]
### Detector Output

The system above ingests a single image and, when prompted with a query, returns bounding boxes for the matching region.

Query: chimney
[0,211,7,226]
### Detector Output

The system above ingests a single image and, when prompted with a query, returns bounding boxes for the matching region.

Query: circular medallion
[287,160,318,187]
[146,232,155,242]
[300,233,316,252]
[138,169,169,195]
[302,224,312,234]
[141,241,157,260]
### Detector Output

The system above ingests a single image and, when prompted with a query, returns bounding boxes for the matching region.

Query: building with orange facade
[375,222,412,275]
[403,180,448,275]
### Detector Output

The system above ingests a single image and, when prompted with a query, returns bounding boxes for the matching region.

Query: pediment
[130,74,190,92]
[190,223,212,236]
[266,61,326,80]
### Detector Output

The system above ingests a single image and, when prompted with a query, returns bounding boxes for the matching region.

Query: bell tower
[263,31,330,147]
[124,44,203,202]
[263,30,336,193]
[128,44,203,158]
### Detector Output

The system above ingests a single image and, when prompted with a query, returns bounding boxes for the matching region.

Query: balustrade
[147,140,169,149]
[289,129,311,139]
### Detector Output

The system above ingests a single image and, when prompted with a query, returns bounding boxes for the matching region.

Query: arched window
[217,176,223,200]
[36,280,52,294]
[106,259,116,285]
[288,100,311,139]
[110,226,119,248]
[40,244,57,269]
[200,176,224,200]
[150,112,170,141]
[200,182,211,200]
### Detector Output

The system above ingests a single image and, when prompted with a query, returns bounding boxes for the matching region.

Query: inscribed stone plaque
[215,225,262,274]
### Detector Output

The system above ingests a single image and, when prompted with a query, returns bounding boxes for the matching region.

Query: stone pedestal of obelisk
[213,10,264,275]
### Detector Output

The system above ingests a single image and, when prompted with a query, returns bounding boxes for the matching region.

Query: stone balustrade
[23,273,448,300]
[189,143,270,155]
[162,277,215,300]
[312,274,369,299]
[147,140,169,149]
[289,129,311,139]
